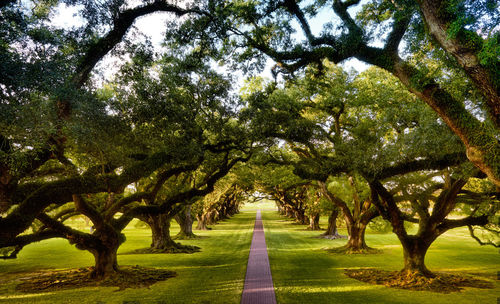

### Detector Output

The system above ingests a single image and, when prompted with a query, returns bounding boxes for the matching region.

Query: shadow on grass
[14,266,176,293]
[121,244,201,255]
[344,268,495,293]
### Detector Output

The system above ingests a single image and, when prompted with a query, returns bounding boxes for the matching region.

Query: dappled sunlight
[0,292,55,300]
[277,283,379,293]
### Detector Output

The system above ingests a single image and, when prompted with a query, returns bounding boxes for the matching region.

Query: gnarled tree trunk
[344,221,369,252]
[319,208,343,239]
[308,213,321,230]
[175,205,197,239]
[148,214,177,250]
[90,246,119,279]
[399,236,436,277]
[294,209,309,225]
[196,213,210,230]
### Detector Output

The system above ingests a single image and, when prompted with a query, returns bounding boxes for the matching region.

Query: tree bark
[147,214,177,250]
[196,213,211,230]
[417,0,500,129]
[90,246,119,279]
[400,236,434,277]
[390,59,500,188]
[345,221,369,252]
[294,209,309,225]
[175,205,197,239]
[320,208,343,239]
[308,213,321,230]
[206,210,218,225]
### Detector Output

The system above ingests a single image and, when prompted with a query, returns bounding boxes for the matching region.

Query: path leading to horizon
[241,210,277,304]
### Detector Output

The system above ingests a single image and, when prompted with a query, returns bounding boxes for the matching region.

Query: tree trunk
[345,221,369,252]
[400,236,434,277]
[90,246,119,279]
[308,213,321,230]
[278,205,285,215]
[175,206,197,239]
[86,228,122,279]
[148,214,177,250]
[196,213,210,230]
[320,208,343,239]
[294,209,309,225]
[206,210,218,225]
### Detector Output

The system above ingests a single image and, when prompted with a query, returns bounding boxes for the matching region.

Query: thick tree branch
[0,230,60,258]
[467,225,500,247]
[72,1,203,87]
[369,180,408,237]
[318,181,354,225]
[0,152,172,246]
[436,215,488,233]
[384,12,411,54]
[369,152,467,180]
[73,194,105,230]
[417,0,500,128]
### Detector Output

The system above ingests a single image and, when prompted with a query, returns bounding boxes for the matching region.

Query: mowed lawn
[0,209,256,304]
[0,202,498,304]
[263,210,500,304]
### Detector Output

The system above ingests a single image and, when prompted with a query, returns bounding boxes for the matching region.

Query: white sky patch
[49,3,85,29]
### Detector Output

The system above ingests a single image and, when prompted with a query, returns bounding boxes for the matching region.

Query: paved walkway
[241,210,277,304]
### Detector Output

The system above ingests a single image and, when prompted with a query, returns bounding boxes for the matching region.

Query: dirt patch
[344,268,494,293]
[14,266,176,293]
[123,244,201,254]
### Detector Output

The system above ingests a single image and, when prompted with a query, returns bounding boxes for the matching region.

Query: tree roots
[344,268,494,293]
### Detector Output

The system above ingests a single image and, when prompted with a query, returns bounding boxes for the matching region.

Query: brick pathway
[241,210,277,304]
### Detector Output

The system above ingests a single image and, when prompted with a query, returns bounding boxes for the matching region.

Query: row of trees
[0,0,498,283]
[240,61,498,276]
[0,0,258,279]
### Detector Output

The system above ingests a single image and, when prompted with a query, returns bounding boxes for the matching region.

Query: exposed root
[15,266,176,293]
[314,233,347,240]
[344,268,494,293]
[125,243,201,254]
[326,245,381,254]
[172,233,206,240]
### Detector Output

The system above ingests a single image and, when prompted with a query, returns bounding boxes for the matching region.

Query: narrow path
[241,210,277,304]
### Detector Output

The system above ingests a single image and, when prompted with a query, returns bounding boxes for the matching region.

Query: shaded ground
[122,244,201,254]
[344,268,494,293]
[326,245,382,254]
[15,266,176,293]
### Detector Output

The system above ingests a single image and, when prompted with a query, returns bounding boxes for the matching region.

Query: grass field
[0,209,256,304]
[263,209,500,304]
[0,201,498,304]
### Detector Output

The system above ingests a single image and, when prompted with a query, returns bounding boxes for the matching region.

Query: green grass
[263,210,500,304]
[0,209,256,304]
[0,203,498,304]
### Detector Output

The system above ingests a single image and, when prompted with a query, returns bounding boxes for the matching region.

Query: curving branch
[467,225,500,247]
[384,11,411,54]
[0,151,173,247]
[72,1,205,87]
